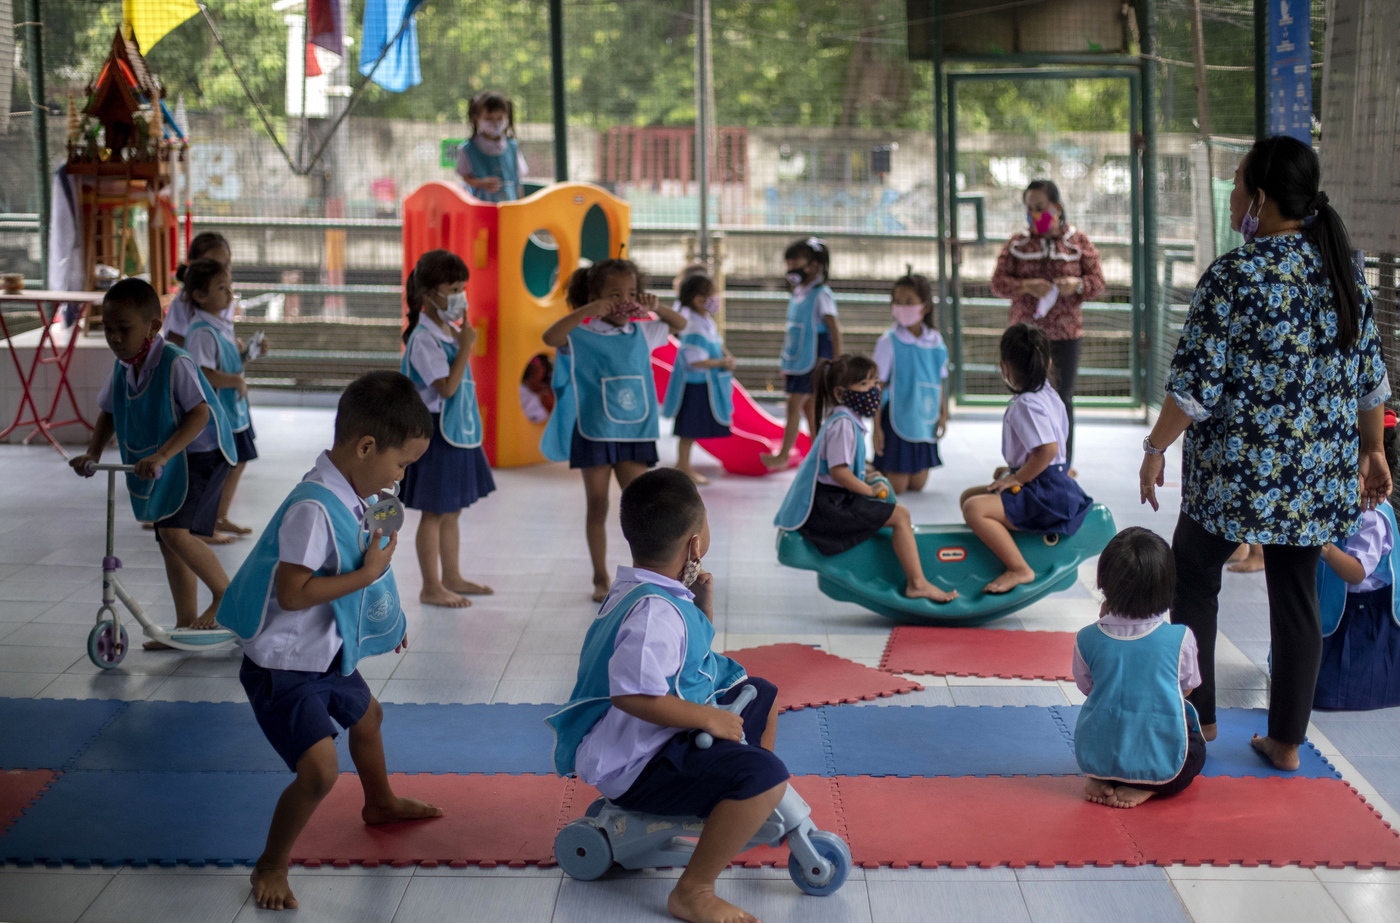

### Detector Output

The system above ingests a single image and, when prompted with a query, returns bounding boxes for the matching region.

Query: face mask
[1029,210,1056,235]
[441,291,467,323]
[785,268,807,288]
[891,303,924,328]
[702,294,722,314]
[681,535,702,587]
[1240,195,1262,243]
[842,385,882,418]
[478,117,508,137]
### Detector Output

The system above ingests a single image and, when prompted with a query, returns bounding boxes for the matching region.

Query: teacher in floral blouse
[1140,137,1391,771]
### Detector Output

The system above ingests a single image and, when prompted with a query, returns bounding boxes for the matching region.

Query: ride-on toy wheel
[554,820,614,881]
[87,619,129,669]
[788,831,852,896]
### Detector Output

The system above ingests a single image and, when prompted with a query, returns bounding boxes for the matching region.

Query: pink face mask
[891,303,924,327]
[1029,209,1057,235]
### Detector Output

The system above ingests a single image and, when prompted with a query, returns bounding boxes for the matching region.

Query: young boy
[549,468,789,923]
[70,279,237,648]
[217,371,442,911]
[1073,526,1206,808]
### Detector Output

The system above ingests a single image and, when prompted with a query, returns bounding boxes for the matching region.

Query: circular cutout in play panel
[580,204,611,265]
[523,229,560,298]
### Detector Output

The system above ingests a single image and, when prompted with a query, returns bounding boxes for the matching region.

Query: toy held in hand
[360,486,406,550]
[243,330,267,362]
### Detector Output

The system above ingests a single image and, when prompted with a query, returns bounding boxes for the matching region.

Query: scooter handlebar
[695,684,758,750]
[83,461,163,479]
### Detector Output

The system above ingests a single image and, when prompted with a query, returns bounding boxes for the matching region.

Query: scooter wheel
[87,620,129,669]
[554,820,613,881]
[788,830,851,896]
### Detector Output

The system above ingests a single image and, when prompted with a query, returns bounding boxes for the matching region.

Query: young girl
[760,238,842,470]
[165,232,233,348]
[400,249,496,608]
[183,258,257,540]
[873,273,949,494]
[520,353,555,424]
[541,259,687,601]
[661,272,735,485]
[455,91,527,203]
[961,324,1093,594]
[774,354,956,604]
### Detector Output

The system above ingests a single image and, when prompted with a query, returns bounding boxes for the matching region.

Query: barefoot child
[662,272,735,485]
[775,354,957,604]
[400,249,496,608]
[70,279,237,648]
[873,273,949,494]
[541,259,687,602]
[960,323,1092,594]
[1074,527,1205,809]
[549,468,789,923]
[217,371,442,911]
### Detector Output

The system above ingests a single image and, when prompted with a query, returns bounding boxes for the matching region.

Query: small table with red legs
[0,291,105,456]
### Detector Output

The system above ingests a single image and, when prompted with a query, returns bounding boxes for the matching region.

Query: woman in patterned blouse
[990,180,1106,470]
[1139,136,1391,771]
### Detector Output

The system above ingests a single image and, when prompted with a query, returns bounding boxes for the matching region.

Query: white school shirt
[815,411,867,486]
[574,566,698,799]
[406,315,457,412]
[557,317,673,356]
[1002,383,1069,468]
[97,335,218,453]
[872,325,949,382]
[240,451,369,673]
[1072,612,1202,696]
[519,384,550,423]
[678,307,722,365]
[184,311,237,373]
[164,290,234,338]
[1335,508,1395,593]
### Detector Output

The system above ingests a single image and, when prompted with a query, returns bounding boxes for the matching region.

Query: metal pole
[694,0,709,263]
[1140,0,1161,409]
[1188,0,1217,258]
[1254,0,1267,141]
[26,0,50,283]
[549,0,568,181]
[931,10,949,385]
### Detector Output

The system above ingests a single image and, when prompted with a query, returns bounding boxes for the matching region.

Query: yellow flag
[123,0,200,52]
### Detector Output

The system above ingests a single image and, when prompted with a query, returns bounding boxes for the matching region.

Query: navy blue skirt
[569,425,659,470]
[798,483,894,556]
[873,404,941,474]
[1315,584,1400,711]
[673,382,731,439]
[784,331,833,394]
[1001,463,1092,535]
[233,423,258,464]
[401,414,496,514]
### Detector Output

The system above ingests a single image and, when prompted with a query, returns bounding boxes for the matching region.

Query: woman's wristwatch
[1143,436,1166,456]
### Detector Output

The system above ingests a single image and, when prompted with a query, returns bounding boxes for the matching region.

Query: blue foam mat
[0,699,127,770]
[774,708,830,775]
[352,703,560,774]
[73,702,287,772]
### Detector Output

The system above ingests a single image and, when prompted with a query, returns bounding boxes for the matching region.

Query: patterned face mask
[842,385,882,418]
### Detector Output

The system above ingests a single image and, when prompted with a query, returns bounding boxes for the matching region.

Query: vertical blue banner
[1267,0,1312,142]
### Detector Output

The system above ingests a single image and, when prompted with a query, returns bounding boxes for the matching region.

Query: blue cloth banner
[359,0,424,93]
[1267,0,1312,142]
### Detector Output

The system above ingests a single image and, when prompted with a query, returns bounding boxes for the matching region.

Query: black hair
[1386,419,1399,487]
[522,352,553,384]
[565,258,646,309]
[813,353,879,432]
[784,237,831,284]
[1024,180,1067,231]
[1240,135,1361,350]
[1097,527,1176,620]
[102,278,161,320]
[181,258,227,306]
[468,91,515,138]
[678,272,716,310]
[620,467,706,563]
[404,249,469,344]
[334,370,433,449]
[175,231,231,283]
[999,323,1052,395]
[892,272,936,328]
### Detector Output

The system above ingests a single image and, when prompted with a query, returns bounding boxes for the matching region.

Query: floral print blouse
[1167,233,1390,546]
[990,228,1106,341]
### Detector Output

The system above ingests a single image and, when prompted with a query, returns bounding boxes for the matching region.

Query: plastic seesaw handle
[695,684,758,750]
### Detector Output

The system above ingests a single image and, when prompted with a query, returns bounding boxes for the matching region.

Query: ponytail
[1000,323,1052,394]
[813,353,878,432]
[403,269,424,344]
[403,249,469,344]
[1303,194,1361,350]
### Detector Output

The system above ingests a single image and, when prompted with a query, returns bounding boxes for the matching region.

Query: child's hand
[477,176,504,193]
[395,633,410,654]
[699,707,745,743]
[235,375,248,399]
[936,412,949,439]
[988,473,1020,494]
[70,453,98,477]
[583,297,622,319]
[722,356,736,372]
[134,455,166,481]
[993,466,1011,481]
[632,292,659,317]
[457,320,478,351]
[690,568,714,616]
[362,529,397,576]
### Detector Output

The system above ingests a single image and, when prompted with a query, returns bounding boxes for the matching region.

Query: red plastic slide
[651,340,810,476]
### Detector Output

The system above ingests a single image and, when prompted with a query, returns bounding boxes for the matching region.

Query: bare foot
[142,639,174,651]
[443,578,494,596]
[1201,722,1217,742]
[250,864,298,911]
[187,607,220,630]
[983,567,1035,594]
[591,580,611,603]
[1228,547,1265,574]
[906,580,958,603]
[667,883,757,923]
[679,468,710,486]
[1250,734,1301,771]
[420,587,471,608]
[362,795,443,825]
[198,531,238,546]
[1107,785,1156,808]
[1067,468,1078,479]
[1227,543,1250,564]
[1084,777,1118,806]
[758,451,785,470]
[217,518,253,536]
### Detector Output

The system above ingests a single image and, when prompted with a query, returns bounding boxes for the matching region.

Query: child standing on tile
[872,273,949,494]
[662,271,735,485]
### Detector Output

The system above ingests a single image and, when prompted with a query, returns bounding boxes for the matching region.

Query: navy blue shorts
[568,425,659,470]
[155,449,230,540]
[239,653,373,770]
[873,404,941,474]
[783,332,833,395]
[233,423,258,464]
[613,677,789,818]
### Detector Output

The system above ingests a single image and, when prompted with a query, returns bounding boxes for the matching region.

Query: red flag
[305,42,322,78]
[307,0,343,56]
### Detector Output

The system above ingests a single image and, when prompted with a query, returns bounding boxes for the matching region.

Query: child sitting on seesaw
[960,323,1092,594]
[217,372,442,910]
[1074,527,1205,808]
[549,468,788,923]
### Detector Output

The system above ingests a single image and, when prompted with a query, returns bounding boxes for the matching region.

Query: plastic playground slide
[776,503,1117,625]
[651,340,810,476]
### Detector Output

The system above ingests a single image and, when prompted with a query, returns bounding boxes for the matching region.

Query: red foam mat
[880,626,1077,681]
[0,770,58,834]
[726,644,922,711]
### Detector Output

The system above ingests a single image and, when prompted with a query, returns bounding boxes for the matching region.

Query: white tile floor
[1,405,1397,922]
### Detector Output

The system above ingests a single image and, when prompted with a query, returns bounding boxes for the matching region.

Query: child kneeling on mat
[549,468,788,923]
[217,372,442,911]
[1074,527,1205,809]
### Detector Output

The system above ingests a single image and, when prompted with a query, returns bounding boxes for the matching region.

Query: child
[164,231,233,348]
[456,91,527,203]
[70,279,238,648]
[399,249,496,608]
[760,238,842,470]
[548,468,788,923]
[183,258,257,540]
[872,273,949,494]
[520,353,555,424]
[774,354,957,604]
[1074,527,1205,809]
[1314,414,1400,710]
[217,371,442,911]
[662,272,735,485]
[960,324,1092,594]
[541,259,687,602]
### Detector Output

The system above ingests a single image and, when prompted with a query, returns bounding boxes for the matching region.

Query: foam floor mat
[880,626,1077,681]
[0,771,57,835]
[0,699,127,770]
[725,644,923,710]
